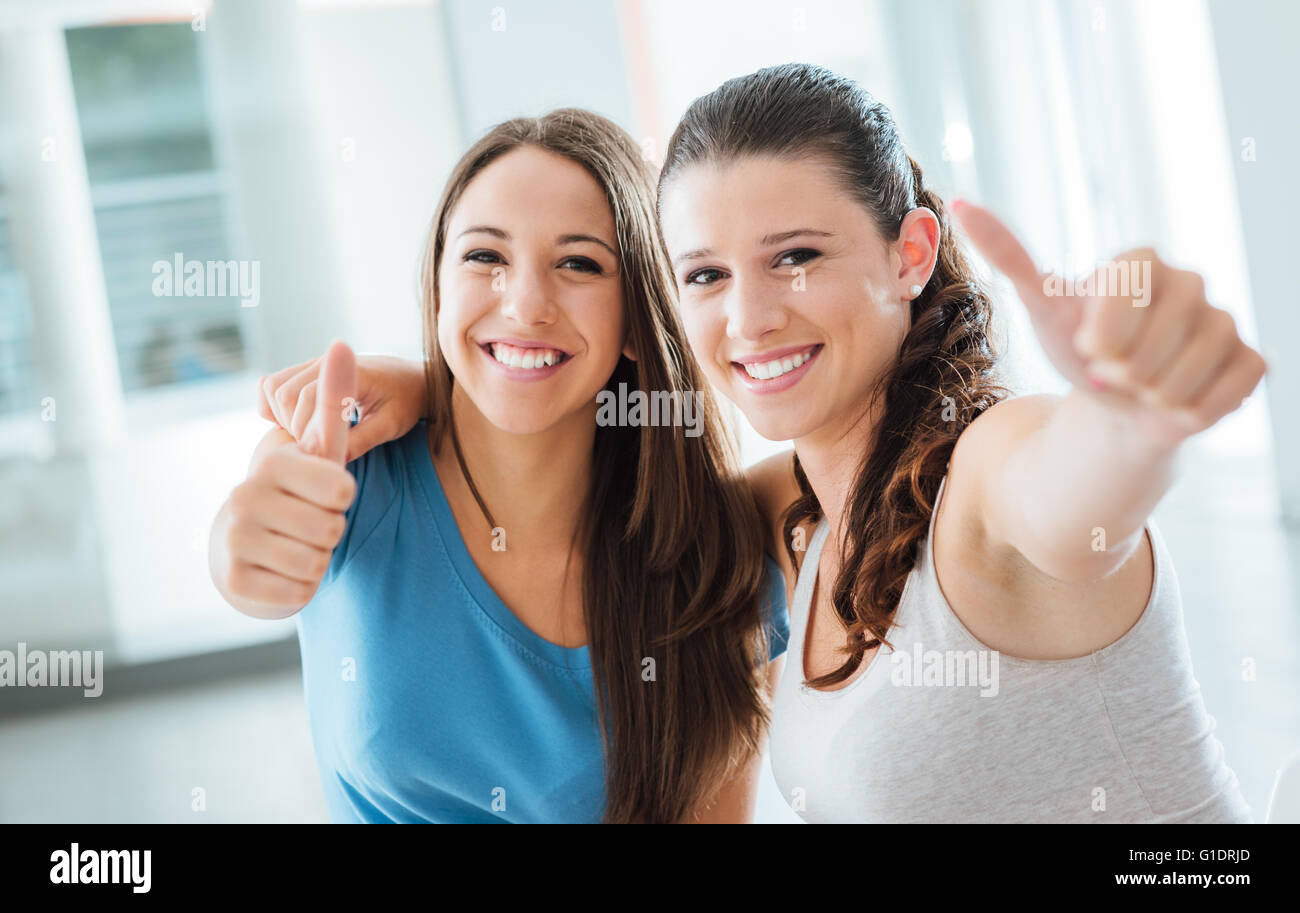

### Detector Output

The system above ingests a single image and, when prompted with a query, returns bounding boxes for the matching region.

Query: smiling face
[659,154,936,444]
[436,144,630,436]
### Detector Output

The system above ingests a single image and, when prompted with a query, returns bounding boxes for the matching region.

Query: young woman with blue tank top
[208,109,791,824]
[288,65,1264,823]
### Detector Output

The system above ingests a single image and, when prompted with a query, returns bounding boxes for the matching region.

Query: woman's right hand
[257,351,428,463]
[211,342,360,617]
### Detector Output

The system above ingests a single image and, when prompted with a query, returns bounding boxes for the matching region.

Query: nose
[724,272,788,342]
[499,260,558,326]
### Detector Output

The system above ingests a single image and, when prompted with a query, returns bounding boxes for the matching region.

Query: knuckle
[327,513,347,543]
[264,445,296,476]
[1209,306,1236,338]
[1193,402,1219,428]
[227,483,254,521]
[335,472,357,506]
[1126,356,1155,383]
[226,562,251,596]
[274,386,295,414]
[1182,270,1207,297]
[224,521,247,556]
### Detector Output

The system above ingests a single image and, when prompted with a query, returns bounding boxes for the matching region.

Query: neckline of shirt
[403,421,593,672]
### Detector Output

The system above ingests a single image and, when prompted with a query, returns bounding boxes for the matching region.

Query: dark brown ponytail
[660,64,1010,688]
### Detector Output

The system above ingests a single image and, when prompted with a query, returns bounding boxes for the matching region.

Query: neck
[436,383,595,551]
[793,398,882,552]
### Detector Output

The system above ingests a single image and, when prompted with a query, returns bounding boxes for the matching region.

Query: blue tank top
[295,420,790,823]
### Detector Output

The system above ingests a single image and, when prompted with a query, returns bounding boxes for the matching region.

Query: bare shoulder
[937,392,1156,659]
[950,393,1061,473]
[745,450,803,584]
[941,393,1062,538]
[746,450,799,523]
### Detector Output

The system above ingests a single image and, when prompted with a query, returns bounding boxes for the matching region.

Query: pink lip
[731,342,820,366]
[731,343,823,394]
[480,337,574,356]
[479,341,573,382]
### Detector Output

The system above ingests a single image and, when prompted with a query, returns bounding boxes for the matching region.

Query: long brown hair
[419,109,773,821]
[659,64,1010,689]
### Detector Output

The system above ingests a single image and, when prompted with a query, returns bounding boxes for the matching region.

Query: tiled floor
[1,441,1295,824]
[0,668,329,824]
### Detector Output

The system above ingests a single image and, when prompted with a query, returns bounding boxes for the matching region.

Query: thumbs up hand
[257,351,427,463]
[299,340,358,464]
[213,341,360,613]
[950,199,1266,447]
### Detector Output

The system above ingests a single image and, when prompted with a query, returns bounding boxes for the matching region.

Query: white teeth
[490,343,564,369]
[741,346,817,380]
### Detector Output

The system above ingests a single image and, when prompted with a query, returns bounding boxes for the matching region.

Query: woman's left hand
[950,198,1267,447]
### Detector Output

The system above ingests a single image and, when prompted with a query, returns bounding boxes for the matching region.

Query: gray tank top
[768,474,1253,823]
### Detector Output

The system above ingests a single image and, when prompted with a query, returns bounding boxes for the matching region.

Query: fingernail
[1087,372,1106,392]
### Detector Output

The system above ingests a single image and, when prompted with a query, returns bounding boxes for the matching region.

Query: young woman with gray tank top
[653,63,1262,823]
[264,63,1265,823]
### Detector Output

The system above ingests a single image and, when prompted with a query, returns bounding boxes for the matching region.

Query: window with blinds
[64,21,247,395]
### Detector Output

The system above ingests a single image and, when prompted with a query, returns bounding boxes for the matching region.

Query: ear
[894,207,941,297]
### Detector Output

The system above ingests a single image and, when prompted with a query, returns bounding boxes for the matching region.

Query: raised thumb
[301,340,357,464]
[950,198,1049,309]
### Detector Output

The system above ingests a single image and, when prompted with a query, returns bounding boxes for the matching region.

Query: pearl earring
[909,284,923,298]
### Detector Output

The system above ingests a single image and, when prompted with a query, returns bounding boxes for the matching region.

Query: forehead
[659,154,865,247]
[449,144,615,237]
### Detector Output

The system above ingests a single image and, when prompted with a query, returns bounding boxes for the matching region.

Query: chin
[741,405,823,443]
[478,404,566,437]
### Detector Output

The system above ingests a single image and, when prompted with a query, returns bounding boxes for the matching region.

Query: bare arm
[950,201,1266,585]
[953,391,1178,583]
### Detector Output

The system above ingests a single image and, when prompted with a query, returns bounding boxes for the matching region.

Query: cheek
[435,277,487,367]
[576,287,627,360]
[679,307,723,375]
[438,272,490,326]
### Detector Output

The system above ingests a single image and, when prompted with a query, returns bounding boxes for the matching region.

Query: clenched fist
[951,198,1267,447]
[210,341,359,616]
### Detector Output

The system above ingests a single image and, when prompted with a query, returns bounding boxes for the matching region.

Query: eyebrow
[557,233,618,258]
[457,226,617,258]
[672,229,835,268]
[760,228,834,245]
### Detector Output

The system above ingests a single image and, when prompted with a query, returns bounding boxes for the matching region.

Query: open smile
[479,339,574,382]
[731,343,822,394]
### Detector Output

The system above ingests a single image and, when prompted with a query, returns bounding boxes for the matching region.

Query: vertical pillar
[0,25,124,453]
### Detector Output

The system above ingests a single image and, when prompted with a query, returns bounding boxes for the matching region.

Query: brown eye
[776,248,820,268]
[464,249,502,264]
[685,267,726,286]
[560,257,602,274]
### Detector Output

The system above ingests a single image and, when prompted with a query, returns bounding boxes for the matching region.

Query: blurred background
[0,0,1296,824]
